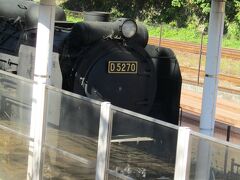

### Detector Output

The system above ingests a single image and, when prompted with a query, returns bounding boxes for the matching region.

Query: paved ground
[180,88,240,145]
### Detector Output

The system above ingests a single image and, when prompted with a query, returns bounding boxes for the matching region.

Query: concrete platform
[180,88,240,144]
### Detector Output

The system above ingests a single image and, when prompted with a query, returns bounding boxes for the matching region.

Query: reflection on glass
[43,146,96,179]
[109,107,178,179]
[0,129,29,180]
[0,72,33,137]
[44,86,102,178]
[189,134,240,180]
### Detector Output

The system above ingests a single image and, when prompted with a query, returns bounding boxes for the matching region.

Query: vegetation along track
[148,37,240,60]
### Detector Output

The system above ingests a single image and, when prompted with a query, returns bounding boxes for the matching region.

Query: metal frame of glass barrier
[174,127,191,180]
[191,131,240,150]
[0,70,35,84]
[112,105,179,130]
[95,102,113,180]
[28,83,47,180]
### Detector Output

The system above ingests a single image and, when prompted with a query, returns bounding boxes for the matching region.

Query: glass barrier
[43,145,96,179]
[0,70,33,137]
[44,86,102,178]
[109,106,179,179]
[1,70,240,180]
[0,71,102,179]
[189,132,240,180]
[0,129,30,180]
[0,71,33,179]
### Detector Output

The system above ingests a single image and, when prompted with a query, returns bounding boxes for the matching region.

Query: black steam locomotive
[0,0,182,125]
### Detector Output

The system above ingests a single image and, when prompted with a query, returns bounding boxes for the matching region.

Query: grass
[146,24,240,50]
[64,10,83,22]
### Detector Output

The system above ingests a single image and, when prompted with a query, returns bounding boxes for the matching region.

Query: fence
[0,70,240,179]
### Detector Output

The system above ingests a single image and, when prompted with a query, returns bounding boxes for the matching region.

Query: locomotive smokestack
[83,11,110,22]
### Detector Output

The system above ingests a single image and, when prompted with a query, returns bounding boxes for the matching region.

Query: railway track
[181,66,240,94]
[148,37,240,94]
[148,37,240,60]
[181,66,240,85]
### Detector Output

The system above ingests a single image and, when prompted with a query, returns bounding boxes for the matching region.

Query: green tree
[60,0,240,38]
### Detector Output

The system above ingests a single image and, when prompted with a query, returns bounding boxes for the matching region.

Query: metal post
[27,0,56,179]
[224,147,229,179]
[95,102,113,180]
[231,158,235,173]
[158,23,163,47]
[179,106,183,126]
[27,83,48,180]
[196,1,225,179]
[197,31,205,85]
[174,127,191,180]
[32,1,56,85]
[226,125,231,142]
[195,139,212,180]
[194,139,212,180]
[200,0,225,136]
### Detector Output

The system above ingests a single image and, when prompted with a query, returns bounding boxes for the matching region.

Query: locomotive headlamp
[121,19,137,38]
[113,18,137,39]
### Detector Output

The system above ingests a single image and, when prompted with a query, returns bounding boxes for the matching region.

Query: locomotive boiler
[0,0,182,125]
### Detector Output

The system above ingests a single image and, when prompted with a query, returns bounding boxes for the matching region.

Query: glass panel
[43,145,96,179]
[44,86,101,177]
[110,106,179,179]
[189,134,240,180]
[0,128,30,180]
[0,71,33,137]
[108,170,134,180]
[109,174,121,180]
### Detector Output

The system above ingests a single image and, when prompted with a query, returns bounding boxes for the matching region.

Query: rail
[148,37,240,60]
[148,37,240,94]
[180,66,240,94]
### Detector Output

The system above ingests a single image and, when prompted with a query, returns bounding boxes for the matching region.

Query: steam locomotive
[0,0,182,125]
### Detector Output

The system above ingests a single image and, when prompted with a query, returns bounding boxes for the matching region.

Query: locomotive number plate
[108,61,138,74]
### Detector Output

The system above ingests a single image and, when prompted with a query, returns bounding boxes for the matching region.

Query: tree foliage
[59,0,240,38]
